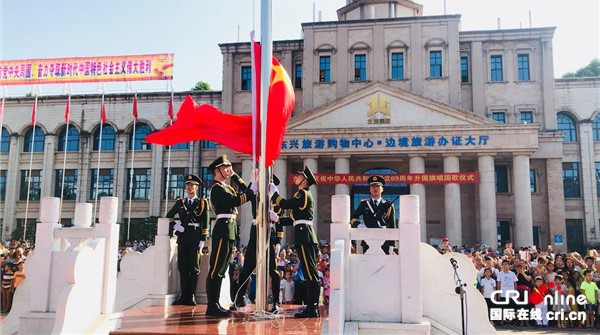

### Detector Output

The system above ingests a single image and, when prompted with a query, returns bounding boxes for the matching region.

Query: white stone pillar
[95,196,120,315]
[478,155,497,248]
[335,156,350,195]
[409,155,426,241]
[304,157,319,237]
[444,155,462,246]
[513,155,534,248]
[240,159,254,246]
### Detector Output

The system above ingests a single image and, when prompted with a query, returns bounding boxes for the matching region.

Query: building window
[0,170,6,201]
[90,168,114,200]
[429,50,442,78]
[202,141,216,149]
[492,112,506,123]
[592,114,600,141]
[460,56,469,83]
[517,54,530,81]
[495,165,509,193]
[596,162,600,198]
[1,127,10,153]
[130,123,152,150]
[93,125,116,151]
[563,162,580,198]
[58,126,80,152]
[23,126,44,152]
[294,63,302,89]
[170,142,189,150]
[20,169,43,201]
[55,169,78,200]
[354,54,366,81]
[164,167,189,200]
[201,167,215,198]
[490,55,503,82]
[241,66,252,91]
[557,113,577,143]
[520,111,533,124]
[319,56,331,82]
[530,170,537,193]
[391,52,404,79]
[127,168,151,200]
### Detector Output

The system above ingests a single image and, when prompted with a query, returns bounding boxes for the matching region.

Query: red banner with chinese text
[287,172,478,185]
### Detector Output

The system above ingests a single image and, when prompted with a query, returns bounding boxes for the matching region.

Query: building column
[149,144,164,217]
[444,155,462,246]
[115,132,128,224]
[41,134,57,197]
[513,155,534,248]
[273,158,289,245]
[334,156,350,196]
[546,158,567,251]
[478,154,497,248]
[2,134,20,238]
[579,122,600,244]
[304,157,318,237]
[239,159,254,246]
[409,155,426,241]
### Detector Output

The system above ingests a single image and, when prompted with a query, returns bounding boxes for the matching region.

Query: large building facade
[1,0,598,252]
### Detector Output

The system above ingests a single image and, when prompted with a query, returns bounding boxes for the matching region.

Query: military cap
[368,175,385,186]
[298,165,317,187]
[208,155,232,171]
[185,174,202,185]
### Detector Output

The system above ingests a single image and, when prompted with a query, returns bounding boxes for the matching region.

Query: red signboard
[287,172,478,185]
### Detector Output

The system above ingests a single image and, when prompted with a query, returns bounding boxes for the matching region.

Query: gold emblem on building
[367,93,391,124]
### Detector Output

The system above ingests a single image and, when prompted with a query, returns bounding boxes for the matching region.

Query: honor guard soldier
[269,166,320,318]
[166,174,210,306]
[234,174,283,313]
[350,175,397,254]
[205,155,253,317]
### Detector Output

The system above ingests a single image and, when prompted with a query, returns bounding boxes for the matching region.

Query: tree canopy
[192,81,211,91]
[562,59,600,78]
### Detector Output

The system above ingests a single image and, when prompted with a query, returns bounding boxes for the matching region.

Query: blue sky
[1,0,598,97]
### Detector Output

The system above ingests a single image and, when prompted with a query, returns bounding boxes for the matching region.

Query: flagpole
[256,0,272,313]
[164,92,174,216]
[23,95,38,241]
[127,92,137,241]
[59,93,71,223]
[0,95,4,241]
[93,94,105,226]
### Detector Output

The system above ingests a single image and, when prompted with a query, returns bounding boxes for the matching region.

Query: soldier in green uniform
[270,165,320,318]
[350,175,397,254]
[205,155,253,317]
[166,174,210,306]
[234,174,284,313]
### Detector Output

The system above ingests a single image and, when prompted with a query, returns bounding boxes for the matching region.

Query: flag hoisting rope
[59,92,71,222]
[92,93,106,225]
[127,93,138,241]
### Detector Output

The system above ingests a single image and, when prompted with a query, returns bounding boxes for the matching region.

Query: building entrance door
[350,168,409,217]
[497,220,511,249]
[566,219,585,253]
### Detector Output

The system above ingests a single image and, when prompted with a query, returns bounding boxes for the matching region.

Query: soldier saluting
[270,166,320,318]
[350,175,397,255]
[205,155,253,317]
[166,174,210,306]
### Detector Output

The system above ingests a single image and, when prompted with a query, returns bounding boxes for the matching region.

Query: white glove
[250,181,258,193]
[357,223,366,229]
[198,240,205,251]
[275,243,281,257]
[174,223,185,233]
[268,182,279,196]
[269,210,280,222]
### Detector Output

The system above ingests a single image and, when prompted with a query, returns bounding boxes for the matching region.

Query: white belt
[252,219,257,225]
[216,214,237,220]
[294,220,313,226]
[187,223,199,227]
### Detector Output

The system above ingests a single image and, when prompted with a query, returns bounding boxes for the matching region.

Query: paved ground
[496,326,598,334]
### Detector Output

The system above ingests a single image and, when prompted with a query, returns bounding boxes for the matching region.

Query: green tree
[119,216,158,246]
[562,59,600,78]
[11,220,37,243]
[191,81,211,91]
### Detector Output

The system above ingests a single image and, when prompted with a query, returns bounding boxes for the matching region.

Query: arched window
[93,124,116,151]
[58,125,80,152]
[23,126,45,152]
[351,168,409,214]
[0,127,9,153]
[557,113,577,143]
[130,123,152,150]
[593,114,600,142]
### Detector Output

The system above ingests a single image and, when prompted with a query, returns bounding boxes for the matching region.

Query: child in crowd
[532,276,549,327]
[280,270,295,305]
[580,269,598,329]
[479,267,496,320]
[321,267,330,317]
[552,274,570,328]
[1,263,14,312]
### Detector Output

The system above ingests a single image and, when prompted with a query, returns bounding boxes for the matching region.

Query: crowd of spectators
[439,238,600,329]
[1,240,31,314]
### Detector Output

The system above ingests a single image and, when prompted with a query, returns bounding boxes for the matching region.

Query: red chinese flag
[31,101,37,125]
[100,101,107,124]
[167,95,174,121]
[132,95,138,121]
[65,97,71,122]
[146,95,253,154]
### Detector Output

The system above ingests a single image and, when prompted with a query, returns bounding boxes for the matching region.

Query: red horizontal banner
[288,172,478,185]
